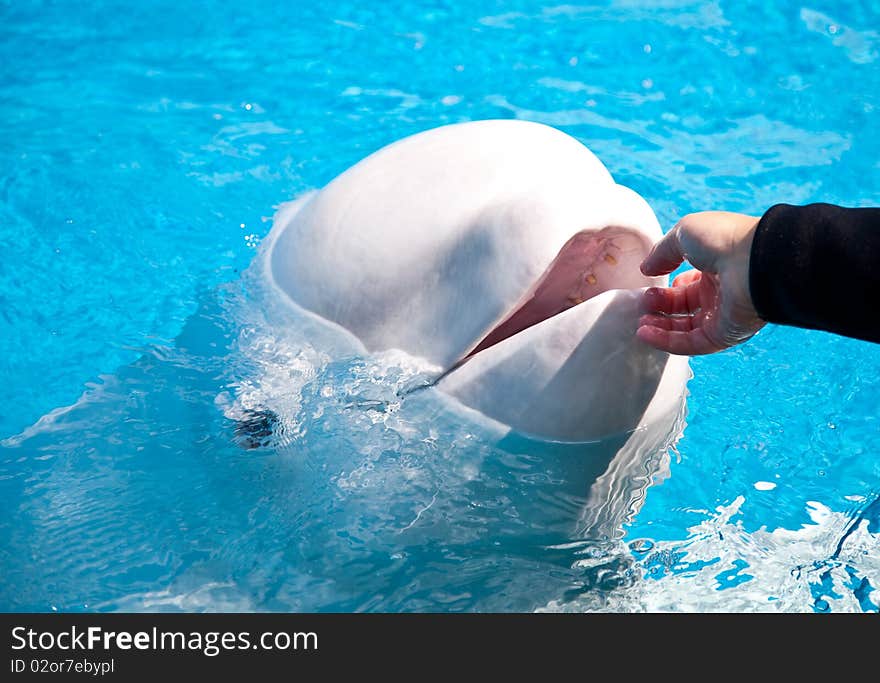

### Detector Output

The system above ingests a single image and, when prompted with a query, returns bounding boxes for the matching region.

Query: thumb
[640,225,685,276]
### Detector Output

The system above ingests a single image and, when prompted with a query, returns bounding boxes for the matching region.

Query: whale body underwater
[264,119,691,443]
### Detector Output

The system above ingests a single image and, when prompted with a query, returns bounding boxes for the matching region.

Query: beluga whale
[264,119,691,448]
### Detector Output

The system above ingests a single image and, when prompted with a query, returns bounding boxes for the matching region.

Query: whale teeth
[568,295,584,305]
[585,273,597,285]
[604,254,617,265]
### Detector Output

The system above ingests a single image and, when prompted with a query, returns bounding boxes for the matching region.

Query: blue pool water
[2,0,879,612]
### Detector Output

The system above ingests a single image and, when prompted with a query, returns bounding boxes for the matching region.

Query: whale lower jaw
[439,288,691,444]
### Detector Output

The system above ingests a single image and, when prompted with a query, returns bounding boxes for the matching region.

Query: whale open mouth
[466,226,655,358]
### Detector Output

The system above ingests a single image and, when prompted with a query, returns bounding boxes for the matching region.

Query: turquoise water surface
[1,0,879,612]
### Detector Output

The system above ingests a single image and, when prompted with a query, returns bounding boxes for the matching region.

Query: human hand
[636,211,767,355]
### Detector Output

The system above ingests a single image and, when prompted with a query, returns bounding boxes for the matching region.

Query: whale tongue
[466,226,654,359]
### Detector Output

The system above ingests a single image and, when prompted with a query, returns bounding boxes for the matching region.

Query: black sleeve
[748,203,880,344]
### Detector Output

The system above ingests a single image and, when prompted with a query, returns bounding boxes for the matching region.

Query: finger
[672,269,702,288]
[636,325,722,356]
[640,281,701,316]
[639,313,696,333]
[640,226,684,276]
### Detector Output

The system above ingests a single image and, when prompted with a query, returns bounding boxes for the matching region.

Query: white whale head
[266,119,690,443]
